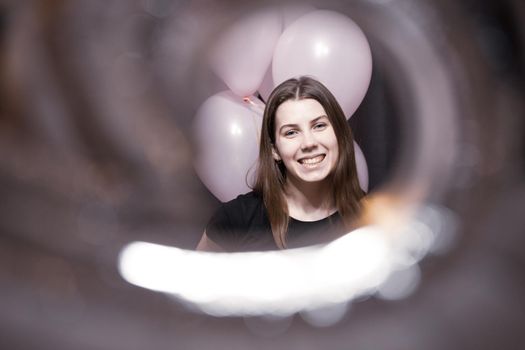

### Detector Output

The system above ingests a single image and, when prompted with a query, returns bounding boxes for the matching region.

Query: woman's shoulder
[222,191,263,213]
[207,191,262,232]
[206,190,271,251]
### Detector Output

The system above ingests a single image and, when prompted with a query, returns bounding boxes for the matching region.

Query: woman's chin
[288,171,333,186]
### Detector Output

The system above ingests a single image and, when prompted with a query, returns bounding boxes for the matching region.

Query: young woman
[197,76,365,252]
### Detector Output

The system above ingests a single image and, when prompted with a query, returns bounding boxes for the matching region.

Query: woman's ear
[272,146,281,161]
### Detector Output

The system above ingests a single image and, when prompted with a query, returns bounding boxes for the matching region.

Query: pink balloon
[209,9,282,97]
[353,141,369,192]
[272,10,372,119]
[257,5,317,102]
[257,63,274,103]
[193,91,264,202]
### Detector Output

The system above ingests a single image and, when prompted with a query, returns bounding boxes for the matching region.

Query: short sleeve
[204,192,275,252]
[205,203,239,251]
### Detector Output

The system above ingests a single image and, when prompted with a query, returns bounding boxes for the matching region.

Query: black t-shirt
[205,191,348,252]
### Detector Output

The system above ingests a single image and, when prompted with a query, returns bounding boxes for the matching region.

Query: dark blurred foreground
[0,0,524,349]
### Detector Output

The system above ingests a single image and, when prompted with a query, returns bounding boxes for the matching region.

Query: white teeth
[300,155,325,165]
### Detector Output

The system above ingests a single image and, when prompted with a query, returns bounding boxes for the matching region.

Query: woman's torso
[205,192,347,251]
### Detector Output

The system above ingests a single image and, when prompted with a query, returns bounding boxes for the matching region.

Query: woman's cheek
[282,140,299,156]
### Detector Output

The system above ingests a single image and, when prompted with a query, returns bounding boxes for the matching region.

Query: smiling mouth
[298,154,325,167]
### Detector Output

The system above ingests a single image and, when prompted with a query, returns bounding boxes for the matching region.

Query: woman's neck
[283,177,336,221]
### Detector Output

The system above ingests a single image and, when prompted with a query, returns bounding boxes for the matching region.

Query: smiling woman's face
[272,98,339,187]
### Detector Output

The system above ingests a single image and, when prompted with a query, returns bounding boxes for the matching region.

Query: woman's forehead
[274,98,327,125]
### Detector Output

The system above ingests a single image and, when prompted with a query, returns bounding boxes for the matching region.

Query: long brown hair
[253,76,365,248]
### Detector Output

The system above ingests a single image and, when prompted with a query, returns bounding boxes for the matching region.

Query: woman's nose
[301,130,318,150]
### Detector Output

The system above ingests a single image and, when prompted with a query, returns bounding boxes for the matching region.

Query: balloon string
[243,96,265,113]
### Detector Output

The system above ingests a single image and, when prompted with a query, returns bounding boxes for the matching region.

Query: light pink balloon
[353,141,369,192]
[257,63,274,103]
[257,5,317,102]
[209,9,282,97]
[193,91,264,202]
[272,10,372,119]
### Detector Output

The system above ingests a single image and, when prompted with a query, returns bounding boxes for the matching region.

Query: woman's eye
[284,130,298,137]
[314,122,327,130]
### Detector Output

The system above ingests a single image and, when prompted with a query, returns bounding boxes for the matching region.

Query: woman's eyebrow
[278,115,329,132]
[310,115,328,123]
[278,123,299,132]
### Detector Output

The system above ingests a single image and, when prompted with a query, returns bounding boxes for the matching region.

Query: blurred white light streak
[376,264,421,300]
[390,221,434,269]
[423,205,459,255]
[301,302,349,328]
[119,205,451,316]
